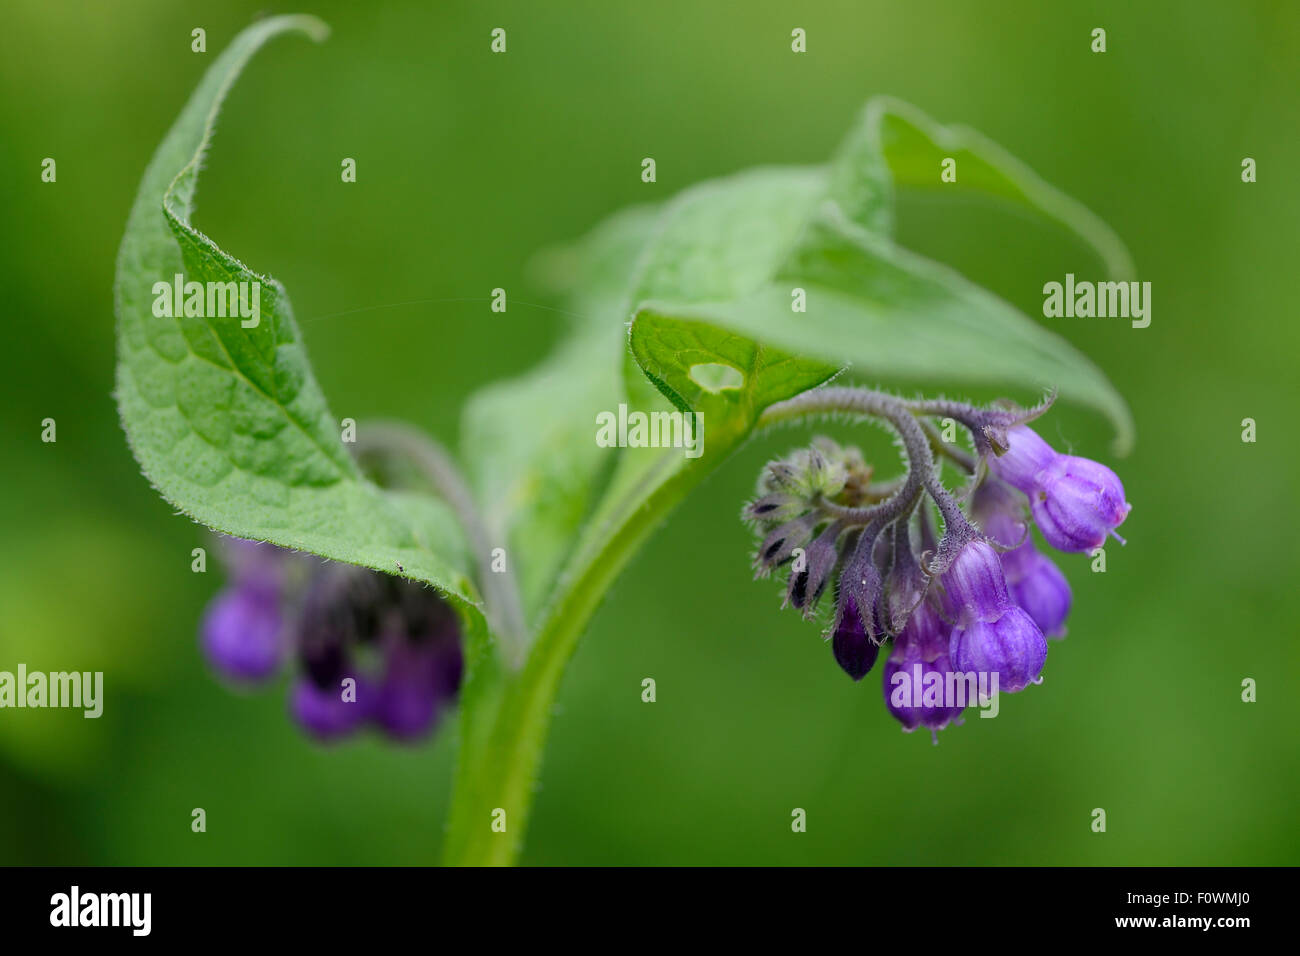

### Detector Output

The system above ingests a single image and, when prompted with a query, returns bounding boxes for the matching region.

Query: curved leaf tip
[853,95,1136,282]
[114,15,485,621]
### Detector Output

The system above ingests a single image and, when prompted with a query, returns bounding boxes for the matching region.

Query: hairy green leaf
[114,16,480,616]
[627,98,1135,454]
[830,97,1135,279]
[634,201,1134,450]
[460,205,660,620]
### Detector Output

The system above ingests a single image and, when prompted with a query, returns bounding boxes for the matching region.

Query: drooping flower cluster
[744,388,1130,741]
[201,538,463,743]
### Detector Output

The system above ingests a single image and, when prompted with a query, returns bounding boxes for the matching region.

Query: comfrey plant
[744,390,1129,739]
[114,18,1136,864]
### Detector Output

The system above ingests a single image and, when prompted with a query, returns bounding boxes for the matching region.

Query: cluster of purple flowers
[745,414,1130,741]
[201,539,463,743]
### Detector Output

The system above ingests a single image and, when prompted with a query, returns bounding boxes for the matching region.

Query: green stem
[441,385,985,864]
[441,385,962,864]
[442,449,708,866]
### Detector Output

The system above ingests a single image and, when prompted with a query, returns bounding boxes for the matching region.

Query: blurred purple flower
[200,537,462,743]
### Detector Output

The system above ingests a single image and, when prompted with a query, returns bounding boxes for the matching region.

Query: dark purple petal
[834,525,887,641]
[431,640,464,700]
[290,674,370,740]
[831,597,880,681]
[300,640,348,690]
[371,636,459,741]
[294,564,376,683]
[373,679,441,741]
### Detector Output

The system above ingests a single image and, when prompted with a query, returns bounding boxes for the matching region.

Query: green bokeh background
[2,0,1296,865]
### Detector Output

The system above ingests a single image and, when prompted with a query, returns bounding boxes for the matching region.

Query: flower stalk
[354,422,529,666]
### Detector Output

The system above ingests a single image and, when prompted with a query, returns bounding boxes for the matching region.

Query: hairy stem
[760,386,978,543]
[354,421,528,665]
[815,487,915,525]
[917,417,976,473]
[443,450,708,865]
[761,386,932,492]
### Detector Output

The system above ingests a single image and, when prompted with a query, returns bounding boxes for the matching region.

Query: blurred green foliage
[1,0,1296,864]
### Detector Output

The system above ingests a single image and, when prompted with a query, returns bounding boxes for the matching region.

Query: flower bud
[373,676,440,741]
[787,523,843,613]
[831,594,880,681]
[883,601,962,735]
[947,606,1046,693]
[372,637,462,741]
[1030,455,1131,552]
[942,540,1012,623]
[883,655,965,735]
[897,598,950,662]
[804,445,848,500]
[884,520,929,635]
[986,426,1131,553]
[744,493,805,525]
[1006,549,1071,638]
[755,514,818,572]
[201,586,283,682]
[290,674,370,741]
[833,526,887,640]
[986,425,1058,493]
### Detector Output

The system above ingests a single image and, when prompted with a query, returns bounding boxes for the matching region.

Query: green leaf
[626,98,1135,454]
[830,97,1135,280]
[547,170,836,594]
[460,205,661,620]
[113,16,480,616]
[634,201,1134,451]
